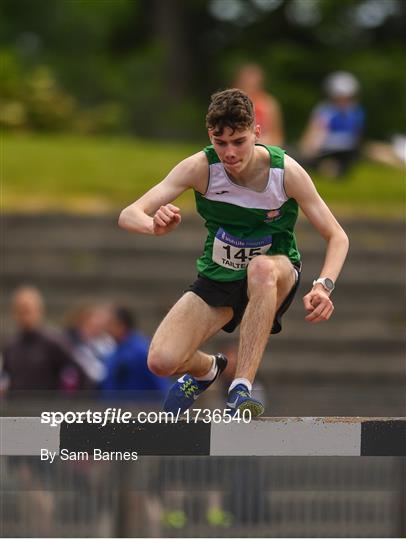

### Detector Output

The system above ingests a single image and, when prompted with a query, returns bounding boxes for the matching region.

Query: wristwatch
[313,277,335,292]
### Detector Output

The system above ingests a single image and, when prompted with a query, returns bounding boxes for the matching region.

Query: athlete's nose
[224,146,236,160]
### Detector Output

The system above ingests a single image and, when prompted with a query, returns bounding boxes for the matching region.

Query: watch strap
[313,277,335,292]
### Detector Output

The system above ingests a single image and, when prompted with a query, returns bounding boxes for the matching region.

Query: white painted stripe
[206,163,287,209]
[0,417,60,456]
[210,417,362,456]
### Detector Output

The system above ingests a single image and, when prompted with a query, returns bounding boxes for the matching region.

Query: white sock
[195,356,217,381]
[229,378,252,393]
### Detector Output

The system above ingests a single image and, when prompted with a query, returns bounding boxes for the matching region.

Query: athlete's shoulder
[172,151,207,176]
[284,153,305,176]
[173,151,208,192]
[283,154,316,200]
[202,144,221,165]
[262,144,285,169]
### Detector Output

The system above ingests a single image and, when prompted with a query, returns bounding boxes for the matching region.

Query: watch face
[324,278,334,290]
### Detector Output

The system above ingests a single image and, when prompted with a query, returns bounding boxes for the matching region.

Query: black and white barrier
[1,417,405,457]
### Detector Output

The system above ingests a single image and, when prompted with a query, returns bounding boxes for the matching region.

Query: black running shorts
[187,261,302,334]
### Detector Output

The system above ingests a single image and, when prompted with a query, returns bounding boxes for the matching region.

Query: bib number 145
[222,245,261,263]
[212,228,273,271]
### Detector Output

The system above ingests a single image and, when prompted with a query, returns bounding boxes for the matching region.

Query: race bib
[212,228,273,271]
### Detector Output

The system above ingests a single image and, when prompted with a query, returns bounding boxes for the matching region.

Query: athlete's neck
[225,145,269,187]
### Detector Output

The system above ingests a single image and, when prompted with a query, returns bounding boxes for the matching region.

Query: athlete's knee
[247,255,278,290]
[147,345,178,377]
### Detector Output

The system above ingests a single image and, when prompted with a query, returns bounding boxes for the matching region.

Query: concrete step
[3,215,405,251]
[3,227,404,256]
[260,381,406,416]
[3,247,403,275]
[4,213,405,233]
[208,333,405,358]
[205,339,406,381]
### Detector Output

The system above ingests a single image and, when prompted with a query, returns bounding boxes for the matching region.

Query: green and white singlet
[194,144,301,282]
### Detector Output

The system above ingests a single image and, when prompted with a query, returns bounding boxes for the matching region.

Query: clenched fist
[153,204,182,236]
[303,286,334,323]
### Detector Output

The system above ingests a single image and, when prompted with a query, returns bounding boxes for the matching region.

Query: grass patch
[3,133,405,217]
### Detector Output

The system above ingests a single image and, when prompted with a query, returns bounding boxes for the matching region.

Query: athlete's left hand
[303,287,334,323]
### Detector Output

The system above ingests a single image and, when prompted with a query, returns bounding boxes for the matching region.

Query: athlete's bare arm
[284,155,349,323]
[118,152,208,236]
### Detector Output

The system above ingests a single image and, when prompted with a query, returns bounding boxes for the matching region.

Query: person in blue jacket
[101,306,170,401]
[299,71,365,177]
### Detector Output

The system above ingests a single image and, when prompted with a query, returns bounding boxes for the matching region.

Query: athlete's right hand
[152,204,182,235]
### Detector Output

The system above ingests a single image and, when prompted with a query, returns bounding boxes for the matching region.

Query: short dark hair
[114,306,135,330]
[206,88,255,136]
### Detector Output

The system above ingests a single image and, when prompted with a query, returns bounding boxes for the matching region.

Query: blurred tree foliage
[0,0,405,140]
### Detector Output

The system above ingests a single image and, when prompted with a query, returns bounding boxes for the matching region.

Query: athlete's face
[209,125,260,175]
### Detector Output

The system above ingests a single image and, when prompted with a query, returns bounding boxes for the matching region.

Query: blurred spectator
[1,285,88,393]
[100,306,170,401]
[234,63,284,146]
[299,71,365,178]
[64,301,115,388]
[364,134,406,168]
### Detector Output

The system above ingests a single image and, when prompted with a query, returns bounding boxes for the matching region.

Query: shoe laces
[180,378,199,398]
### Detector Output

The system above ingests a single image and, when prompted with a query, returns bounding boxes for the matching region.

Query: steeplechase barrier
[1,416,405,456]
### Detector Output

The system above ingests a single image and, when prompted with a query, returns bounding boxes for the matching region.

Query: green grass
[2,133,405,217]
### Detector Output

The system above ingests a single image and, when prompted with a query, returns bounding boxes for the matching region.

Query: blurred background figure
[100,305,170,401]
[64,301,115,389]
[299,71,365,178]
[364,133,406,168]
[1,285,88,394]
[234,63,284,146]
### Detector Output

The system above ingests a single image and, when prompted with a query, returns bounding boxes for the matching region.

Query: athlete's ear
[254,123,261,141]
[208,129,214,144]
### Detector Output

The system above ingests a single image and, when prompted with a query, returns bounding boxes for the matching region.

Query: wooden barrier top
[1,416,405,457]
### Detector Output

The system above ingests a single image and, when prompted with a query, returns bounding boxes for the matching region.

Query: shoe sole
[237,399,264,418]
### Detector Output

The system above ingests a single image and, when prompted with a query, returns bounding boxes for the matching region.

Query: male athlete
[118,89,349,417]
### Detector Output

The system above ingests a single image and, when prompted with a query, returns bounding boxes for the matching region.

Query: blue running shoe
[163,353,228,414]
[226,384,264,417]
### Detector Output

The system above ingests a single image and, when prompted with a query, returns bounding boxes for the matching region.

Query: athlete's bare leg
[148,292,233,378]
[235,255,297,383]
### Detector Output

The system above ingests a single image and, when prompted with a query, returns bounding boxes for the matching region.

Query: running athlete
[118,89,349,417]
